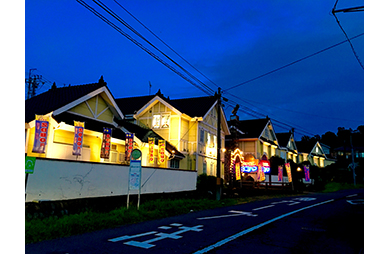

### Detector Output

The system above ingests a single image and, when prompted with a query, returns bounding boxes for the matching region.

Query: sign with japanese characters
[285,162,292,182]
[129,160,142,190]
[72,121,84,156]
[257,166,265,182]
[158,140,165,165]
[100,128,111,159]
[235,163,241,180]
[125,133,134,162]
[304,165,310,182]
[32,115,49,154]
[148,137,155,164]
[278,165,283,182]
[241,160,259,173]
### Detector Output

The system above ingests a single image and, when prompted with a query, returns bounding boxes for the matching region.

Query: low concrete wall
[25,158,197,202]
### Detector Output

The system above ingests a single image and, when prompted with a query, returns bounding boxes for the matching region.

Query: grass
[321,182,364,193]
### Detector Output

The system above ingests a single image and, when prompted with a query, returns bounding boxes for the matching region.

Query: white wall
[25,158,197,202]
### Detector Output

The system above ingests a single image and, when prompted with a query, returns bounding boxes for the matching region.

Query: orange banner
[158,140,165,165]
[148,137,155,164]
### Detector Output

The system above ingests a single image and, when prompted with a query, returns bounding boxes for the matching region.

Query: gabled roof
[275,132,291,147]
[25,77,123,123]
[169,96,217,118]
[227,118,269,139]
[117,91,218,119]
[296,141,326,158]
[116,94,155,116]
[276,132,297,153]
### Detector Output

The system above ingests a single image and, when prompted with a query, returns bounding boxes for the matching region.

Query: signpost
[25,156,36,200]
[127,149,142,210]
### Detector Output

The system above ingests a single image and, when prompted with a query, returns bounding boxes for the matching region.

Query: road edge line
[193,199,335,254]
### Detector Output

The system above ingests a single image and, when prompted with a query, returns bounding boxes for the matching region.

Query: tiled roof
[227,118,269,139]
[169,96,217,118]
[25,79,106,123]
[116,92,218,118]
[296,141,317,154]
[116,95,155,116]
[275,132,291,147]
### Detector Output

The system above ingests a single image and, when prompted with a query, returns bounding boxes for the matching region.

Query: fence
[25,158,197,202]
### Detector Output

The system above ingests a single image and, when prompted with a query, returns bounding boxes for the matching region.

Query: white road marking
[347,199,364,205]
[193,199,335,254]
[170,223,183,227]
[197,210,257,220]
[124,225,203,249]
[158,226,172,230]
[108,231,158,242]
[346,194,358,198]
[252,205,275,211]
[288,202,300,206]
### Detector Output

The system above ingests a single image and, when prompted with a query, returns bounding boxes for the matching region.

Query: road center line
[252,205,275,211]
[193,199,335,254]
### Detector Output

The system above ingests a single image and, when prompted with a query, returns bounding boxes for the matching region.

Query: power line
[223,33,364,92]
[76,0,214,96]
[92,0,215,94]
[112,0,220,90]
[332,0,364,69]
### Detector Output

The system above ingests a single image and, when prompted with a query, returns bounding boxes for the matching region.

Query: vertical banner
[285,163,292,182]
[72,121,84,156]
[100,128,112,159]
[304,165,310,182]
[278,165,283,182]
[32,115,49,154]
[125,133,134,162]
[257,166,265,182]
[158,140,166,165]
[148,137,155,164]
[235,163,241,180]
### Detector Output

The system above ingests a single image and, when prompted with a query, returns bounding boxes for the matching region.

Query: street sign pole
[127,149,142,210]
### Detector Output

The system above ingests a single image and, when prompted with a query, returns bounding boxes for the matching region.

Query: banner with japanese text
[158,140,165,165]
[256,166,265,182]
[72,121,84,156]
[278,165,283,182]
[235,163,241,180]
[125,133,134,161]
[32,115,49,153]
[148,137,155,164]
[304,165,310,182]
[100,128,111,159]
[285,163,292,182]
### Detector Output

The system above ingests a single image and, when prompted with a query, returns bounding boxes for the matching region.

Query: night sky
[24,0,364,140]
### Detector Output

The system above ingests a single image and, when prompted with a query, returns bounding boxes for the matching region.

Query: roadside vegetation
[26,174,363,244]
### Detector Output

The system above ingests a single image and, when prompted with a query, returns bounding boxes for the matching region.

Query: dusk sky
[25,0,364,140]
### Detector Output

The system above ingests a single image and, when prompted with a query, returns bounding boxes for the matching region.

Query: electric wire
[92,0,215,94]
[223,33,363,92]
[332,0,364,69]
[76,0,214,96]
[112,0,220,89]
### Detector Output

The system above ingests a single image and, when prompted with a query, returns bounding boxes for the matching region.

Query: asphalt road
[25,189,364,254]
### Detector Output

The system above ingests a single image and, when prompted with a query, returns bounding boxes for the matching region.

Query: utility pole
[350,131,356,186]
[26,68,45,99]
[216,87,222,200]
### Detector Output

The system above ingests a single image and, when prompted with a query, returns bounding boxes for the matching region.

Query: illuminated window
[152,115,161,128]
[152,113,170,129]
